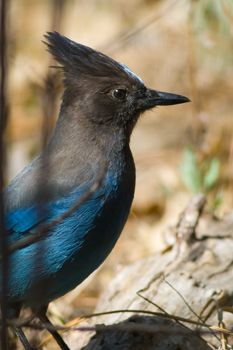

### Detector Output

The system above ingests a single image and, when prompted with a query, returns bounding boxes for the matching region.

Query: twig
[6,318,233,337]
[217,308,228,350]
[51,0,66,32]
[3,306,233,349]
[6,308,213,330]
[32,0,68,311]
[100,0,180,53]
[0,0,9,347]
[163,276,220,342]
[136,290,195,335]
[164,277,204,323]
[38,0,67,145]
[228,137,233,207]
[187,0,205,145]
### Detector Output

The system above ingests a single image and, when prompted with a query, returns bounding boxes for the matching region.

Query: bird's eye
[112,88,127,100]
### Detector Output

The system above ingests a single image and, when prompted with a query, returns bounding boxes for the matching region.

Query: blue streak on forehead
[120,63,144,84]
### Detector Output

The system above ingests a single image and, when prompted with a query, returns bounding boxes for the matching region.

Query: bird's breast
[42,151,136,301]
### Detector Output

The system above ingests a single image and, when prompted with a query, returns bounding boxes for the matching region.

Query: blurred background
[4,0,233,347]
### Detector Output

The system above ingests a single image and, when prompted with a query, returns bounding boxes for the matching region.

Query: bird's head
[45,32,189,136]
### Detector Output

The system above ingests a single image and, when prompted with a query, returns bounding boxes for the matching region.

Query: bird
[1,32,189,350]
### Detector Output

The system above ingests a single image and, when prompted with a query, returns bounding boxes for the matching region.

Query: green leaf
[203,158,220,191]
[180,148,202,193]
[211,190,223,211]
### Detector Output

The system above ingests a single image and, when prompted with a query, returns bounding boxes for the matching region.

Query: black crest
[44,32,128,79]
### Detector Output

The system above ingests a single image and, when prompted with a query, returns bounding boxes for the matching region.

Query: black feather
[44,31,127,79]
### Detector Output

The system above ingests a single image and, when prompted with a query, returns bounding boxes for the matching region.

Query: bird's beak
[138,88,190,110]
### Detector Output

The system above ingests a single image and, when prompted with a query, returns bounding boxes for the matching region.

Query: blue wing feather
[3,166,134,307]
[5,180,100,239]
[6,207,47,235]
[3,176,115,303]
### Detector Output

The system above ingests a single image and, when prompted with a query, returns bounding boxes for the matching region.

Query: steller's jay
[1,32,189,349]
